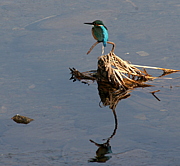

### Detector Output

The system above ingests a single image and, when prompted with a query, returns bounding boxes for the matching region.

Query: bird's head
[84,20,104,26]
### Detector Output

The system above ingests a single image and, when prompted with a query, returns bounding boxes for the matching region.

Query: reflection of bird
[84,20,108,47]
[89,139,112,163]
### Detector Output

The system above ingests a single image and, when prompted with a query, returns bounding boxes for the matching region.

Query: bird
[84,20,108,47]
[84,20,110,54]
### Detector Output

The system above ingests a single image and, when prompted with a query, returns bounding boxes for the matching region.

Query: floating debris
[28,84,36,89]
[125,0,138,10]
[136,51,149,56]
[135,114,148,120]
[11,114,34,124]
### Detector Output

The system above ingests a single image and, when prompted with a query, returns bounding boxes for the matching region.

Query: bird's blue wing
[101,26,108,47]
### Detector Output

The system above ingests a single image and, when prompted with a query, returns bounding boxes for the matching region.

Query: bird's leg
[107,41,116,53]
[102,45,105,55]
[87,41,99,54]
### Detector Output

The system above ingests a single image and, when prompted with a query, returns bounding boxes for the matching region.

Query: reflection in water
[98,82,131,110]
[88,139,112,163]
[149,90,161,101]
[88,82,132,162]
[70,51,179,163]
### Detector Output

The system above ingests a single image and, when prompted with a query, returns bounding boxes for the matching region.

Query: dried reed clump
[70,51,179,89]
[97,52,153,89]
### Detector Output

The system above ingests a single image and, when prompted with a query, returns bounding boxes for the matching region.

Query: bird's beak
[84,22,93,25]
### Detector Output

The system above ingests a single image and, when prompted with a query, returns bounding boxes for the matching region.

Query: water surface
[0,0,180,165]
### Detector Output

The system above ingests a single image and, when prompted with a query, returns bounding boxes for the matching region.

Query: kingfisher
[84,20,108,47]
[84,20,109,54]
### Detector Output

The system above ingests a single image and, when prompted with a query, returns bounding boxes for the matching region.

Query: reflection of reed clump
[98,82,130,110]
[97,52,148,88]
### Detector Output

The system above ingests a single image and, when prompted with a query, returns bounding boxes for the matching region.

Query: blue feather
[100,26,108,47]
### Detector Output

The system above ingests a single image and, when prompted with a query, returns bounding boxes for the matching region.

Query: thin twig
[125,0,138,10]
[87,41,99,54]
[107,41,116,53]
[130,64,180,72]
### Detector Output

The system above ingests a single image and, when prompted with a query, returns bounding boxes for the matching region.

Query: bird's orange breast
[91,29,98,40]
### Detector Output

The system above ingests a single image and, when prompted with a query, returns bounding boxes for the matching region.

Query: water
[0,0,180,165]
